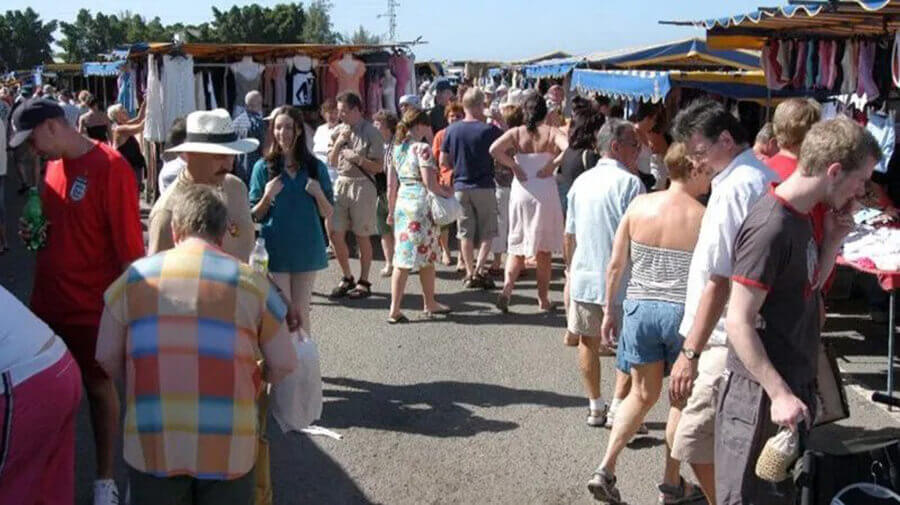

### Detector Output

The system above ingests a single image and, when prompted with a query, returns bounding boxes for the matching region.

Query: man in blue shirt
[565,118,643,430]
[440,88,503,289]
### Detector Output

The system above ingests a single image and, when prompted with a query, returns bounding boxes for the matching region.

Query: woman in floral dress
[386,109,454,323]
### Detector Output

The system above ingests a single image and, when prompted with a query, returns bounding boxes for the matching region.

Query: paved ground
[1,177,898,505]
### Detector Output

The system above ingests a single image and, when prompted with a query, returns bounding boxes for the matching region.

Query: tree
[211,3,306,44]
[302,0,340,44]
[345,25,382,45]
[0,9,56,72]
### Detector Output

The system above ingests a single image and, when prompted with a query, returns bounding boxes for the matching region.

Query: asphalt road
[1,177,897,505]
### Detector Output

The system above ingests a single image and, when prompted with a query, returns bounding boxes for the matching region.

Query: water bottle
[22,188,48,251]
[250,237,269,274]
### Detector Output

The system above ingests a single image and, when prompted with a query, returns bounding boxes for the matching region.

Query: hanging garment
[805,40,817,89]
[144,54,165,143]
[874,39,893,96]
[206,72,217,109]
[292,55,313,73]
[776,39,790,76]
[816,40,828,88]
[792,39,808,88]
[858,40,880,100]
[230,57,265,117]
[390,55,414,100]
[893,33,900,88]
[272,64,287,107]
[866,110,895,174]
[382,70,398,115]
[162,55,196,140]
[194,73,206,110]
[328,54,365,102]
[842,40,858,94]
[117,69,135,116]
[762,41,788,90]
[782,40,795,81]
[367,74,383,118]
[291,70,315,106]
[262,64,277,109]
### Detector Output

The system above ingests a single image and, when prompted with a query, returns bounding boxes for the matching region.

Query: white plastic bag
[429,193,463,226]
[270,331,322,433]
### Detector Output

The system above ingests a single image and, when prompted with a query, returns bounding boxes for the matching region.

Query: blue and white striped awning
[570,69,671,103]
[82,61,125,77]
[523,57,584,79]
[693,0,896,37]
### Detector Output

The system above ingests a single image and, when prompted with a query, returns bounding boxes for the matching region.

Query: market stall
[672,0,900,409]
[120,41,419,202]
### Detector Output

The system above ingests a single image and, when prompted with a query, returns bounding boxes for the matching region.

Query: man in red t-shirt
[11,98,144,505]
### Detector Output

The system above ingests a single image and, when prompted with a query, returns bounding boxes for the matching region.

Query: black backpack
[796,438,900,505]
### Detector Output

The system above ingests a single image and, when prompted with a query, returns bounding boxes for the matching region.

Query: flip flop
[423,307,452,318]
[387,314,409,324]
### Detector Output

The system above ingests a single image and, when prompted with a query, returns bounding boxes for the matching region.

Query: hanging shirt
[144,54,165,142]
[162,55,196,140]
[291,70,316,106]
[230,58,265,117]
[328,56,365,101]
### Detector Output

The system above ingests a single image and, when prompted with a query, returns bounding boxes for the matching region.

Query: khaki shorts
[670,345,728,464]
[455,188,498,243]
[567,300,603,338]
[332,176,378,236]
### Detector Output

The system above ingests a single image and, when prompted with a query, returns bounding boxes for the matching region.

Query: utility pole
[378,0,400,41]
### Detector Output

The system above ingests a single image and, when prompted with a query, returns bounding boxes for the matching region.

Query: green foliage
[0,8,56,72]
[344,25,382,45]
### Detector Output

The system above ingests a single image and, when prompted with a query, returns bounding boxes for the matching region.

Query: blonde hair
[106,103,124,123]
[772,98,821,149]
[462,88,485,110]
[664,142,694,182]
[798,117,882,176]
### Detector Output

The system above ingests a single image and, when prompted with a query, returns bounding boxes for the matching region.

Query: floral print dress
[392,140,439,269]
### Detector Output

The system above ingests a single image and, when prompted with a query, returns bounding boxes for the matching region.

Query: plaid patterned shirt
[102,238,287,479]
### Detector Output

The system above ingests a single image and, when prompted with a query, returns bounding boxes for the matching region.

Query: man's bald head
[245,91,262,113]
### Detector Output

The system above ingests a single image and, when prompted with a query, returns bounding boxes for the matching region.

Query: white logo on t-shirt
[70,176,88,202]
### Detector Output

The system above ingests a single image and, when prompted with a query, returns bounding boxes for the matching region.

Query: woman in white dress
[489,93,568,312]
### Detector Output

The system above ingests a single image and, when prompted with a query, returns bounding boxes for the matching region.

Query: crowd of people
[0,70,892,505]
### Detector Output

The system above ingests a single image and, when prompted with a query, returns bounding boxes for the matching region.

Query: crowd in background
[0,71,895,505]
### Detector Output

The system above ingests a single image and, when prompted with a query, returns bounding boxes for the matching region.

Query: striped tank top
[626,240,693,304]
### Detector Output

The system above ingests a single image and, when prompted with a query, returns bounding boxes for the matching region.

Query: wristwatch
[681,347,700,360]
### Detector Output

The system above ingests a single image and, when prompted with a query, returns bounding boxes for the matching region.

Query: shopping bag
[270,331,323,432]
[429,193,463,227]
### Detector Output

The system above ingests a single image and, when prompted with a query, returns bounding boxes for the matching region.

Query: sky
[8,0,766,61]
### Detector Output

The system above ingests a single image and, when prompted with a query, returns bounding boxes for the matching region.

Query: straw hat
[167,109,259,155]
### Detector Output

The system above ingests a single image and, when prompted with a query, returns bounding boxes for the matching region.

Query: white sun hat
[167,109,259,155]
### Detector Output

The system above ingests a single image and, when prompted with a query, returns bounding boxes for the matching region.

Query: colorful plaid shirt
[102,238,287,479]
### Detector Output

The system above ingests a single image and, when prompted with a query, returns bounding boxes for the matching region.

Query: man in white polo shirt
[666,99,778,504]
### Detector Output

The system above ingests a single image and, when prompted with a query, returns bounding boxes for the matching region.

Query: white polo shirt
[678,148,779,347]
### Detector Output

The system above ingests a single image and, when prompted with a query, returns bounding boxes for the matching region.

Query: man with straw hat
[148,108,258,261]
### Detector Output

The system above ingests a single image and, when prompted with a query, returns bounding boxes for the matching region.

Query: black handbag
[796,438,900,505]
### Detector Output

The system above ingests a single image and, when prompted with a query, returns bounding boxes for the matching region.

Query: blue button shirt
[249,158,333,273]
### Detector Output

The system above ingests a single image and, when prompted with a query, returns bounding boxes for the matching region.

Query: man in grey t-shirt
[720,118,878,505]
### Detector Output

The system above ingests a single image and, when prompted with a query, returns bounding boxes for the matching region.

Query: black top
[85,124,109,142]
[429,105,447,132]
[117,135,146,171]
[558,148,600,188]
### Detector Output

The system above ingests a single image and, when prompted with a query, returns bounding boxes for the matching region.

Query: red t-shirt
[31,142,145,327]
[765,152,834,291]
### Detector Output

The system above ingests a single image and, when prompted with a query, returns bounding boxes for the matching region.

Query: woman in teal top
[250,106,333,333]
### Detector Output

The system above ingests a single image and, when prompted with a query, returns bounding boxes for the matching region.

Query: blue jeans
[617,299,685,374]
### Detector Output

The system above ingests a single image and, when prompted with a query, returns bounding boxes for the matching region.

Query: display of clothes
[262,60,288,109]
[761,37,892,99]
[866,110,896,174]
[328,53,366,102]
[117,68,136,116]
[230,57,265,117]
[289,55,316,107]
[143,54,165,142]
[382,69,397,115]
[163,55,196,139]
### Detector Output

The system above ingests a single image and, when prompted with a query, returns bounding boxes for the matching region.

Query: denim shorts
[618,299,685,373]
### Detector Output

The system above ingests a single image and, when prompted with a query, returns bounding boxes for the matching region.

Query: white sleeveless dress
[507,153,564,256]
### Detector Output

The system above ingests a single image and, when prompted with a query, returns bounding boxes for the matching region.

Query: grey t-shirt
[727,192,821,390]
[336,120,385,179]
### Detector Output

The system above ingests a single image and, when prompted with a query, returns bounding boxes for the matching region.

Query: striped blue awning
[693,1,895,37]
[570,69,671,103]
[523,57,583,79]
[82,61,125,77]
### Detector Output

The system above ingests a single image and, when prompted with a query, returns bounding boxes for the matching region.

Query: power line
[377,0,399,42]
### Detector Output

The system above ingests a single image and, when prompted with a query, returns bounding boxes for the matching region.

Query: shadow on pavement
[268,428,382,505]
[809,424,900,454]
[319,377,583,437]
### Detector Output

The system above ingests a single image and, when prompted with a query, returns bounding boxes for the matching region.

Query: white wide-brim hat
[167,108,259,155]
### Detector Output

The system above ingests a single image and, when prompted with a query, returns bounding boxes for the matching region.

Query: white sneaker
[94,479,120,505]
[587,404,609,427]
[604,410,649,435]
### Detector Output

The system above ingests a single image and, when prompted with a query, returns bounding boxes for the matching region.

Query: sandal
[329,276,356,299]
[387,314,409,324]
[657,476,705,505]
[347,280,372,299]
[423,306,452,318]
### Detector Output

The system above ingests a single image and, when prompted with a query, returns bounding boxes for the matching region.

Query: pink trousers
[0,350,82,505]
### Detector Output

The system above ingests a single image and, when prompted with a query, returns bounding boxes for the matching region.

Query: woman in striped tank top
[588,143,712,505]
